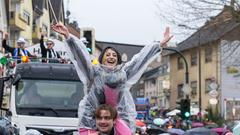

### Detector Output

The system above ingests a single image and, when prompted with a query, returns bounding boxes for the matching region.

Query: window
[177,84,184,98]
[15,79,83,117]
[32,19,36,32]
[191,51,197,66]
[150,79,156,87]
[205,78,212,93]
[205,46,213,63]
[42,24,48,33]
[22,10,30,25]
[10,11,14,19]
[122,53,128,62]
[191,81,197,96]
[159,80,163,89]
[137,91,140,96]
[44,0,48,10]
[178,57,184,70]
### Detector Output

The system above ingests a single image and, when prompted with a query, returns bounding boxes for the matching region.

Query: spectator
[2,32,36,63]
[40,34,61,63]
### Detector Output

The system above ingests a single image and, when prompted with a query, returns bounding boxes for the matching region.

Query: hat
[17,37,26,44]
[46,38,54,45]
[80,37,89,44]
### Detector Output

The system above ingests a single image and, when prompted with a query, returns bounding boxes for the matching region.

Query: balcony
[10,11,27,31]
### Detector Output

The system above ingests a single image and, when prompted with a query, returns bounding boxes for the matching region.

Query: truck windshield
[15,79,83,118]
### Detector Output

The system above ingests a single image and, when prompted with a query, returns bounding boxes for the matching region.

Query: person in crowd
[40,33,62,63]
[2,33,36,63]
[51,22,172,134]
[20,84,41,105]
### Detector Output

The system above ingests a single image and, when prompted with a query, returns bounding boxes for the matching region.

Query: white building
[0,0,8,38]
[220,40,240,120]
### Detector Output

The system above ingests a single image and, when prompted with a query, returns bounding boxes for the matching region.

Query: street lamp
[163,47,189,88]
[178,24,202,121]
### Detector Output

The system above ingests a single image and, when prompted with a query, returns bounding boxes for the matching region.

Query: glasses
[47,43,53,45]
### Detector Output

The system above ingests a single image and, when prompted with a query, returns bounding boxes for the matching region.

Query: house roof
[177,19,239,52]
[142,65,168,80]
[143,68,160,80]
[95,41,143,61]
[170,6,240,54]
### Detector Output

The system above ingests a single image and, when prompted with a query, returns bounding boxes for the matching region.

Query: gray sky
[64,0,176,45]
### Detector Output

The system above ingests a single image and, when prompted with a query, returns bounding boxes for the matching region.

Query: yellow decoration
[21,56,29,63]
[92,59,99,65]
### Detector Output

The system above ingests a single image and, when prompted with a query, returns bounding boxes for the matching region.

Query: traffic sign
[182,84,191,95]
[209,82,218,90]
[208,90,219,98]
[209,98,218,105]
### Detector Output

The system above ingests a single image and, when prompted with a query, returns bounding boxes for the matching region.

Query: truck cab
[0,63,83,135]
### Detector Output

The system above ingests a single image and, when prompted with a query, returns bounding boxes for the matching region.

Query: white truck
[0,63,83,135]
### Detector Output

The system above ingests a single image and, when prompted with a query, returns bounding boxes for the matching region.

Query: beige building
[32,0,51,44]
[9,0,64,46]
[10,0,33,46]
[169,6,240,114]
[139,55,170,108]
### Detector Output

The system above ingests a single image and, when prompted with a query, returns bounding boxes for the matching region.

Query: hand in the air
[51,22,70,39]
[160,27,173,47]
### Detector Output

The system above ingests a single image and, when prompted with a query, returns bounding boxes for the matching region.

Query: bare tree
[155,0,240,41]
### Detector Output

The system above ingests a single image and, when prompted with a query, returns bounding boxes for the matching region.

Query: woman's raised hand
[160,27,173,47]
[51,22,70,39]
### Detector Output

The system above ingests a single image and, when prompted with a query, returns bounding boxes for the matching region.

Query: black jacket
[40,35,61,63]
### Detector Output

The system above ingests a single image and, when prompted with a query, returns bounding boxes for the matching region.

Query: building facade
[0,0,8,34]
[10,0,33,46]
[169,6,240,118]
[32,0,51,44]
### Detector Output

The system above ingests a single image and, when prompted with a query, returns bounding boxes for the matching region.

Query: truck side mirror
[12,74,21,86]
